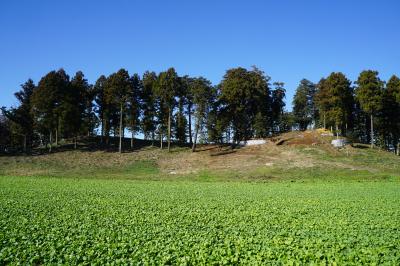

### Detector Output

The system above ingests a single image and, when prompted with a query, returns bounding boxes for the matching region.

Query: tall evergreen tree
[355,70,384,148]
[383,75,400,153]
[31,69,69,151]
[190,77,213,151]
[141,71,157,142]
[105,69,131,153]
[127,73,142,148]
[293,79,316,131]
[271,82,286,134]
[0,114,11,152]
[1,79,35,152]
[182,76,194,145]
[323,72,353,137]
[94,75,108,143]
[66,71,89,148]
[155,68,178,152]
[175,77,188,144]
[219,66,271,142]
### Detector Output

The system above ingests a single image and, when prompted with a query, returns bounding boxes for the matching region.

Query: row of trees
[1,66,287,153]
[2,67,399,154]
[292,71,400,150]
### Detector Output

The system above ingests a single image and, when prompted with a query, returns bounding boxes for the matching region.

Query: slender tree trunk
[192,116,200,152]
[105,119,109,145]
[397,143,400,156]
[49,130,52,153]
[188,103,193,145]
[74,135,77,149]
[151,131,155,146]
[160,129,163,149]
[323,113,326,129]
[336,124,339,139]
[168,108,171,152]
[100,117,104,143]
[119,103,123,153]
[23,135,27,153]
[55,127,58,147]
[370,114,374,148]
[131,130,134,149]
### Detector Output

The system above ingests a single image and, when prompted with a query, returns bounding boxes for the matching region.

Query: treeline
[0,66,286,153]
[292,71,400,152]
[1,67,399,154]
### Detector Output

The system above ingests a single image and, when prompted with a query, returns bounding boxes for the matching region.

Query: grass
[1,143,399,182]
[0,176,399,264]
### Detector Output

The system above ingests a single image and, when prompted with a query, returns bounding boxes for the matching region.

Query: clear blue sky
[1,0,399,110]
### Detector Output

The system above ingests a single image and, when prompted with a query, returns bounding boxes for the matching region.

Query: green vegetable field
[0,176,399,264]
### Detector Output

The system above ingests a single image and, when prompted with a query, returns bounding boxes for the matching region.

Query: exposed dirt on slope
[2,130,397,178]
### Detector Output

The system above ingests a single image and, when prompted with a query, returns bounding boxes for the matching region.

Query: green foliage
[314,73,353,133]
[1,79,35,151]
[271,82,286,133]
[31,69,70,135]
[141,71,157,139]
[293,79,316,130]
[127,73,142,137]
[0,177,399,264]
[3,66,400,153]
[93,75,108,140]
[355,70,384,114]
[219,66,271,141]
[387,75,400,104]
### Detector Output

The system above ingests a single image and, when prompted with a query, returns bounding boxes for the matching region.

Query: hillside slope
[1,131,399,181]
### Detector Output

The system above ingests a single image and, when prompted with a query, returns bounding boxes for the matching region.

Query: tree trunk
[131,130,134,149]
[151,131,155,146]
[49,131,52,153]
[336,124,339,139]
[119,103,123,153]
[100,117,104,144]
[105,119,109,145]
[323,113,326,129]
[397,143,400,156]
[188,103,192,145]
[192,116,200,152]
[370,114,374,148]
[168,108,171,152]
[160,130,163,149]
[55,127,58,147]
[74,136,77,149]
[23,135,27,153]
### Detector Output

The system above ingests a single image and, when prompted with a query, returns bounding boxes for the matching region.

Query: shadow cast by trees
[0,136,196,157]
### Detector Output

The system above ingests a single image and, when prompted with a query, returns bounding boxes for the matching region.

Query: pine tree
[105,69,131,153]
[384,75,400,153]
[355,70,384,148]
[1,79,35,152]
[31,69,69,152]
[190,77,212,151]
[127,73,142,149]
[293,79,316,131]
[94,75,107,143]
[155,68,178,152]
[141,71,157,143]
[271,82,286,134]
[219,66,271,142]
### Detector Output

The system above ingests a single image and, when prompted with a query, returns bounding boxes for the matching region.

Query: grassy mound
[1,131,399,181]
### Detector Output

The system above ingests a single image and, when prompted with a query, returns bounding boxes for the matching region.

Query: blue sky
[1,0,399,110]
